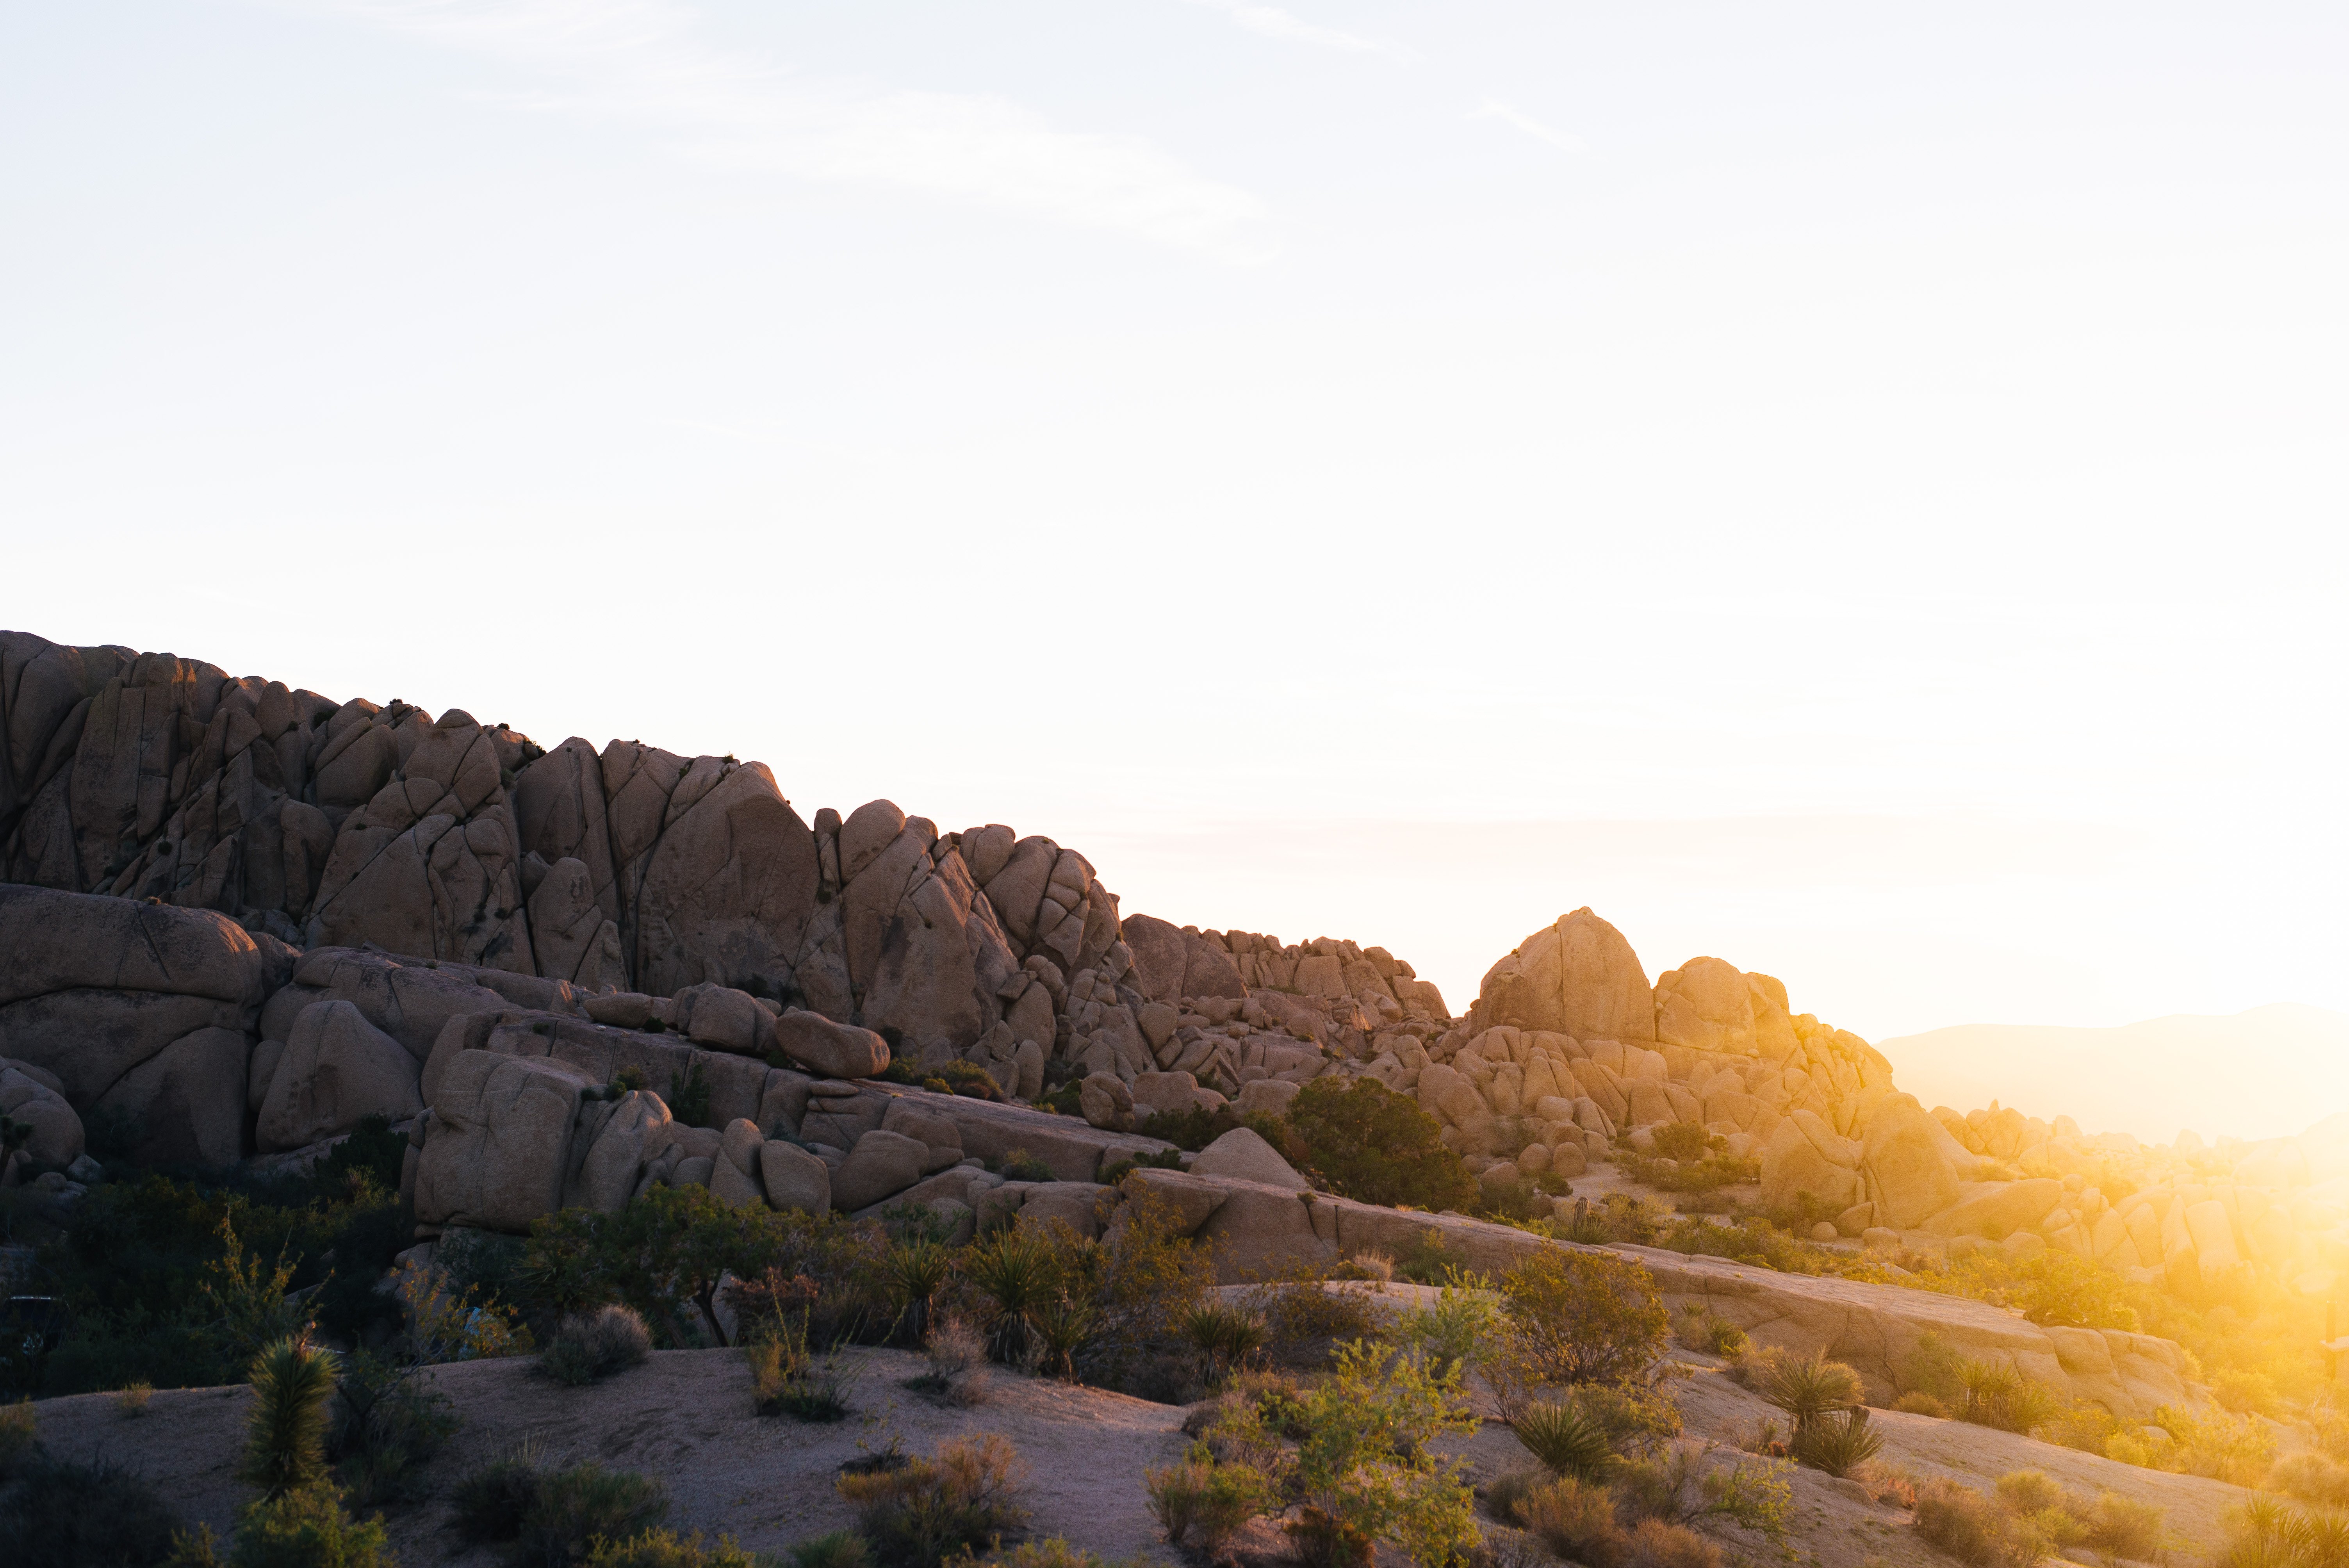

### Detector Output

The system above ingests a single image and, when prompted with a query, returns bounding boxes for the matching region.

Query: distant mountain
[1877,1004,2349,1145]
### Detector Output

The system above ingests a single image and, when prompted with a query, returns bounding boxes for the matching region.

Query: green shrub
[454,1444,548,1544]
[1282,1340,1480,1568]
[1789,1406,1883,1477]
[786,1532,870,1568]
[581,1530,778,1567]
[1508,1399,1621,1484]
[1180,1301,1267,1381]
[522,1185,788,1345]
[1385,1285,1497,1381]
[1487,1247,1668,1397]
[835,1433,1030,1568]
[1912,1477,2046,1568]
[240,1337,338,1500]
[539,1305,653,1385]
[1,1452,186,1568]
[516,1463,672,1568]
[202,1483,395,1568]
[328,1349,458,1506]
[1284,1079,1477,1212]
[746,1320,852,1422]
[960,1231,1060,1365]
[1145,1455,1274,1555]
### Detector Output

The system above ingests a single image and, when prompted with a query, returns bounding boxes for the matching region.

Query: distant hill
[1877,1004,2349,1144]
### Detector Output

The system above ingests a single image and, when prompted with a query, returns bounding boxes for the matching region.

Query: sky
[3,4,2346,1083]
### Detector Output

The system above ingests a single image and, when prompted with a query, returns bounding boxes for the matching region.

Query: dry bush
[912,1315,990,1407]
[1624,1517,1722,1568]
[539,1305,651,1386]
[2270,1450,2349,1510]
[1330,1251,1395,1283]
[1849,1459,1919,1509]
[1511,1476,1623,1566]
[836,1434,1029,1568]
[1912,1477,2049,1568]
[1892,1390,1948,1418]
[1144,1456,1273,1558]
[113,1381,153,1418]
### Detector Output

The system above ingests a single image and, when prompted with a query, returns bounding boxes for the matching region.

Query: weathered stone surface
[1234,1078,1301,1118]
[760,1139,830,1214]
[710,1117,767,1208]
[1761,1109,1860,1213]
[773,1009,888,1080]
[677,985,769,1054]
[1859,1096,1961,1228]
[95,1025,248,1166]
[1923,1178,2065,1240]
[415,1049,596,1231]
[0,884,289,1105]
[1018,1181,1113,1240]
[257,1001,422,1152]
[1472,907,1654,1042]
[1197,1181,1334,1276]
[0,1058,82,1165]
[1190,1126,1308,1191]
[567,1089,671,1212]
[832,1128,931,1211]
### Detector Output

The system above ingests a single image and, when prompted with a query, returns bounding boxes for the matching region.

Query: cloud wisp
[1470,98,1587,155]
[1178,0,1406,59]
[305,0,1270,258]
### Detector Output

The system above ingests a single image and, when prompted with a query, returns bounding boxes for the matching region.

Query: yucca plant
[961,1232,1059,1365]
[1757,1351,1863,1431]
[1032,1296,1099,1382]
[1180,1301,1268,1382]
[884,1241,954,1343]
[238,1336,338,1500]
[1508,1399,1622,1484]
[1789,1405,1884,1477]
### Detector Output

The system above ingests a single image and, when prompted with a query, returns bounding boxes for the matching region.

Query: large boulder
[257,1000,424,1152]
[760,1139,831,1214]
[1923,1178,2066,1240]
[0,884,290,1105]
[414,1049,596,1231]
[773,1009,888,1080]
[567,1089,672,1211]
[94,1025,249,1166]
[832,1128,931,1211]
[1860,1096,1962,1229]
[0,1058,82,1167]
[1471,908,1654,1042]
[1760,1109,1860,1213]
[675,985,770,1055]
[1190,1126,1308,1191]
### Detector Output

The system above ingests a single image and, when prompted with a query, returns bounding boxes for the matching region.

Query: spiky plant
[961,1232,1058,1365]
[1179,1302,1268,1381]
[1757,1351,1864,1431]
[1789,1406,1885,1477]
[884,1242,954,1343]
[1508,1400,1622,1485]
[237,1336,338,1501]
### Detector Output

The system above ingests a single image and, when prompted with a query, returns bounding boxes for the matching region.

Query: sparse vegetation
[1,1451,186,1568]
[836,1434,1030,1568]
[539,1304,654,1385]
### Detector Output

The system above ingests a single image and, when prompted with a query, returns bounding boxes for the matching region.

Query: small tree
[1282,1340,1480,1568]
[1282,1080,1477,1212]
[521,1185,782,1345]
[239,1338,337,1501]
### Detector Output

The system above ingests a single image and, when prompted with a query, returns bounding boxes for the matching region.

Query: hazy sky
[4,4,2345,1054]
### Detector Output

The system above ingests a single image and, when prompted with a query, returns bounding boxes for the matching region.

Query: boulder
[414,1049,596,1231]
[0,1060,82,1166]
[880,1099,966,1167]
[1234,1077,1302,1118]
[759,1139,831,1214]
[1472,907,1654,1042]
[710,1117,768,1208]
[832,1128,932,1211]
[1196,1182,1334,1277]
[1860,1097,1962,1229]
[676,985,770,1055]
[1760,1110,1860,1213]
[1190,1127,1308,1191]
[1923,1178,2066,1240]
[257,1001,423,1152]
[1132,1071,1207,1118]
[1079,1073,1135,1132]
[1018,1182,1114,1240]
[773,1009,888,1080]
[567,1089,672,1211]
[94,1026,248,1166]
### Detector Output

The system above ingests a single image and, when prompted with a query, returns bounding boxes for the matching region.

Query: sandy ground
[25,1331,2250,1567]
[29,1348,1194,1566]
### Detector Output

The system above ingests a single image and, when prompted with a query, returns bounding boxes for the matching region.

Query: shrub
[396,1258,534,1362]
[115,1379,154,1417]
[516,1463,672,1568]
[910,1315,991,1406]
[1488,1248,1668,1400]
[2271,1450,2349,1509]
[1330,1251,1394,1283]
[1790,1406,1884,1477]
[1252,1281,1380,1367]
[455,1444,549,1544]
[239,1337,338,1500]
[1508,1399,1622,1484]
[2149,1401,2277,1484]
[1282,1340,1480,1568]
[1387,1285,1499,1381]
[786,1532,870,1568]
[882,1242,954,1342]
[204,1482,395,1568]
[1510,1476,1622,1566]
[836,1433,1030,1568]
[1891,1390,1948,1418]
[0,1452,185,1568]
[1030,1296,1097,1382]
[540,1305,653,1385]
[522,1185,783,1346]
[1673,1306,1745,1358]
[1145,1456,1274,1556]
[329,1349,458,1506]
[1750,1349,1864,1431]
[581,1530,776,1567]
[1625,1518,1722,1568]
[996,1149,1055,1183]
[961,1231,1059,1365]
[1180,1301,1268,1382]
[1284,1078,1477,1211]
[1912,1477,2045,1568]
